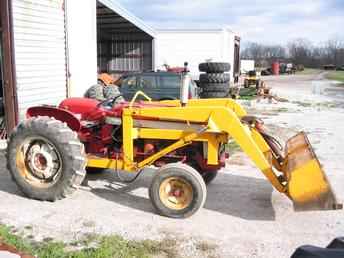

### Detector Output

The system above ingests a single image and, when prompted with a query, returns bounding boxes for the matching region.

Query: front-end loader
[6,74,342,218]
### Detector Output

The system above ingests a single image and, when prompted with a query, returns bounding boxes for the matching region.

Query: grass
[276,107,289,112]
[325,71,344,83]
[239,95,256,100]
[0,225,164,258]
[296,68,322,75]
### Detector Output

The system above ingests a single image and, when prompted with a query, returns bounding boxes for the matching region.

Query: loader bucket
[284,132,342,211]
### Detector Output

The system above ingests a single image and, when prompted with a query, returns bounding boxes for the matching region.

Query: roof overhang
[98,0,156,38]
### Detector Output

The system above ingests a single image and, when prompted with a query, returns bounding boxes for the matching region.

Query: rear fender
[26,106,81,132]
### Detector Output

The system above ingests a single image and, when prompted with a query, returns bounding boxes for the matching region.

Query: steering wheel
[98,95,124,109]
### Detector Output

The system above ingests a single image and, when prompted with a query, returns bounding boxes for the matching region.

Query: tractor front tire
[149,163,207,218]
[7,116,86,201]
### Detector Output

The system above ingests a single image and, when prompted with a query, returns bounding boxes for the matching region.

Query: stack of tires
[199,62,231,98]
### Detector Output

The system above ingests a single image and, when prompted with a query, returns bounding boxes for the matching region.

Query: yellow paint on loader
[284,133,341,210]
[87,98,342,211]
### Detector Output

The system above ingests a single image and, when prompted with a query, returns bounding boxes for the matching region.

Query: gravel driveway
[1,72,344,258]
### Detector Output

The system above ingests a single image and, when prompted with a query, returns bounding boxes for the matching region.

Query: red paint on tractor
[27,106,81,131]
[26,97,224,170]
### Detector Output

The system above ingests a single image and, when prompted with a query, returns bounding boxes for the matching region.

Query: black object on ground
[291,237,344,258]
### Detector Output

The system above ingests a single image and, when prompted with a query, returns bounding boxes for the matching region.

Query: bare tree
[325,38,344,66]
[241,37,344,68]
[287,38,313,66]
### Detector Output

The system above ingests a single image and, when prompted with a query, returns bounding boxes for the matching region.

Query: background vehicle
[244,70,261,88]
[119,72,199,101]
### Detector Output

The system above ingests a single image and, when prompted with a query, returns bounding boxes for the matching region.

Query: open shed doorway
[0,0,18,141]
[96,1,154,76]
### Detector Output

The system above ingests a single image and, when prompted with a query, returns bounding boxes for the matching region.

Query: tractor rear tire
[7,116,86,201]
[201,83,229,92]
[189,163,219,185]
[199,62,230,73]
[201,91,229,98]
[200,73,230,83]
[149,163,207,218]
[201,170,218,185]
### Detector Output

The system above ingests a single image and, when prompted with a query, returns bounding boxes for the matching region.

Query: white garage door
[12,0,67,118]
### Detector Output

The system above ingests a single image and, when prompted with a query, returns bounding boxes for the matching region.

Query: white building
[156,29,240,82]
[0,0,240,136]
[240,60,255,74]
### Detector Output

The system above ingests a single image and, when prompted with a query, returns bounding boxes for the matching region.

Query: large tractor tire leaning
[200,73,230,83]
[201,91,229,98]
[7,116,86,201]
[199,62,231,73]
[200,83,229,92]
[149,163,207,218]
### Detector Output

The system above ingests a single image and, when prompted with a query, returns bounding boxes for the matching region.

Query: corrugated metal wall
[98,34,153,73]
[97,2,153,74]
[12,0,67,117]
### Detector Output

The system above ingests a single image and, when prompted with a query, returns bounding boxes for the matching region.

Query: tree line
[241,38,344,68]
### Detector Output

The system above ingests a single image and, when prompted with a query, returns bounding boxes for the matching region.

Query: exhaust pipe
[180,62,191,106]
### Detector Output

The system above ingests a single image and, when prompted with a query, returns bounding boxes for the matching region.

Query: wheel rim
[16,136,62,187]
[159,177,193,210]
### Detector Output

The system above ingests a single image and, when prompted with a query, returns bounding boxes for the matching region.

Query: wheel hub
[18,138,62,183]
[28,145,55,179]
[159,177,193,210]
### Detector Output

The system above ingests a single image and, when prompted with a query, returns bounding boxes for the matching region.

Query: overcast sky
[116,0,343,45]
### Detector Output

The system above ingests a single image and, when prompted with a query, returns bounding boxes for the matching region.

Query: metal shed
[0,0,157,137]
[1,0,240,141]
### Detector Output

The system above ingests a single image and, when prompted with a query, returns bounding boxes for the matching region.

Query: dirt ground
[1,72,344,258]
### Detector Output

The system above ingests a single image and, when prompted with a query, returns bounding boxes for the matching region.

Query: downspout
[2,0,19,129]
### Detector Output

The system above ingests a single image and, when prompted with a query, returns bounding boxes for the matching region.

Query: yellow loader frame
[87,97,341,211]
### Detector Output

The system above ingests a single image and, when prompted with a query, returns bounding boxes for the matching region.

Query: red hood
[59,97,177,121]
[59,98,100,115]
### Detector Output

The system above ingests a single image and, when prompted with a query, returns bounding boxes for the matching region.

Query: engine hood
[59,98,100,116]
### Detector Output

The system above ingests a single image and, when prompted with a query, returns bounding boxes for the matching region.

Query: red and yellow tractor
[6,82,342,218]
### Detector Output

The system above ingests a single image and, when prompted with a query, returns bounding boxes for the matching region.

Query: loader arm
[88,98,341,211]
[126,105,286,193]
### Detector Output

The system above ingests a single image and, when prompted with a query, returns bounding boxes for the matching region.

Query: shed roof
[157,28,237,35]
[98,0,156,37]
